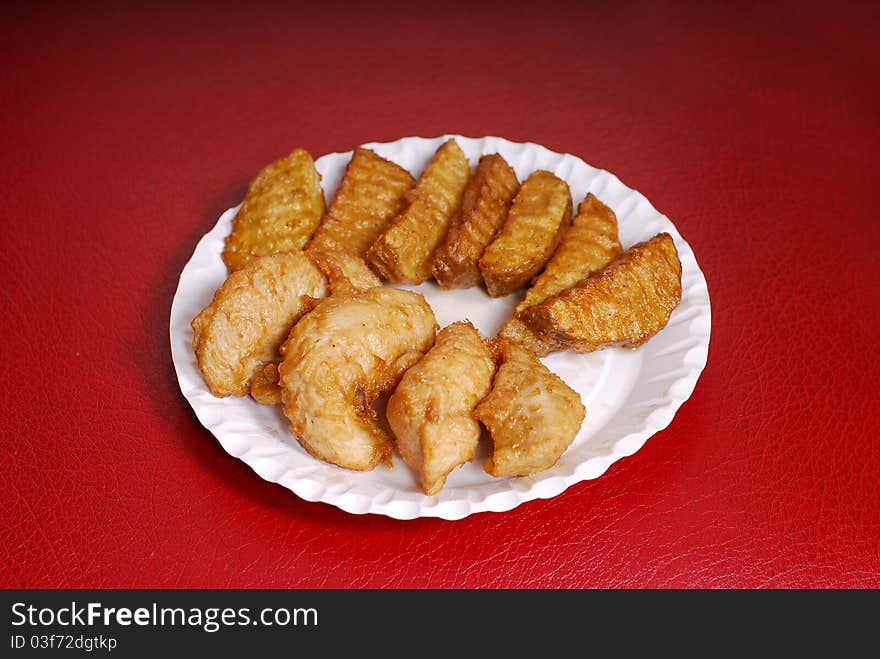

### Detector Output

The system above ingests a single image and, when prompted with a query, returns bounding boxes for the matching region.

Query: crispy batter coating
[498,193,622,355]
[222,149,325,271]
[279,287,437,471]
[479,170,572,297]
[431,154,519,289]
[474,340,585,477]
[387,322,495,495]
[307,148,414,256]
[366,139,470,284]
[520,233,682,352]
[192,252,327,397]
[519,194,622,310]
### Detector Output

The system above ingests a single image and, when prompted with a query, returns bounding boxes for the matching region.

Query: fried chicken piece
[498,193,622,355]
[366,139,470,284]
[192,252,327,397]
[306,246,382,293]
[479,170,572,297]
[430,154,519,289]
[387,322,495,495]
[250,360,283,405]
[493,317,555,357]
[474,340,585,477]
[279,287,437,471]
[222,149,325,271]
[307,148,414,257]
[520,233,682,352]
[246,249,382,405]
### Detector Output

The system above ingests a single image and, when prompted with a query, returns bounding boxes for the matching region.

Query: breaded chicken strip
[222,149,325,271]
[431,154,519,289]
[499,193,622,355]
[474,340,585,477]
[192,252,327,397]
[479,170,572,297]
[247,249,382,405]
[520,233,682,352]
[307,148,414,257]
[367,139,470,284]
[387,322,495,495]
[279,287,437,471]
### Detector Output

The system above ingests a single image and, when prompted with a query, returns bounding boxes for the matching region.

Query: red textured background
[2,1,878,589]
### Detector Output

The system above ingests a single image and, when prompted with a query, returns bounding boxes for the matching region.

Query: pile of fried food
[192,139,682,495]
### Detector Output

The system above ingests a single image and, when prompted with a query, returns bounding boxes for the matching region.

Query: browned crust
[520,193,622,311]
[222,149,325,271]
[430,154,519,289]
[305,247,381,293]
[498,193,622,355]
[496,317,557,357]
[307,148,414,256]
[277,287,437,471]
[249,360,283,405]
[474,338,585,477]
[387,321,494,495]
[479,170,572,297]
[520,233,683,352]
[366,139,471,284]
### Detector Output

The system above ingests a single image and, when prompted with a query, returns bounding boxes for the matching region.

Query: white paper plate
[170,135,711,520]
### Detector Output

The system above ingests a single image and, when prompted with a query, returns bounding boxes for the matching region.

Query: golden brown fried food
[498,193,622,355]
[474,340,585,477]
[222,149,325,271]
[246,249,381,405]
[520,232,682,352]
[306,246,382,293]
[518,194,622,311]
[387,322,494,495]
[250,359,283,405]
[430,154,519,289]
[192,252,327,397]
[479,170,572,297]
[366,139,470,284]
[279,287,437,471]
[307,148,414,257]
[493,317,554,357]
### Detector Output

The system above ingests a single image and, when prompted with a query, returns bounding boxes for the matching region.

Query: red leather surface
[2,1,878,589]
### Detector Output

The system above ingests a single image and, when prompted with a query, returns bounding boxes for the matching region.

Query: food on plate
[222,149,325,271]
[307,246,382,293]
[307,148,414,257]
[499,193,622,355]
[516,194,623,311]
[249,359,283,405]
[431,154,519,289]
[479,170,572,297]
[278,286,437,471]
[387,322,495,495]
[520,232,682,351]
[243,249,382,405]
[189,137,695,502]
[495,314,556,357]
[366,139,470,284]
[191,252,327,397]
[474,339,585,477]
